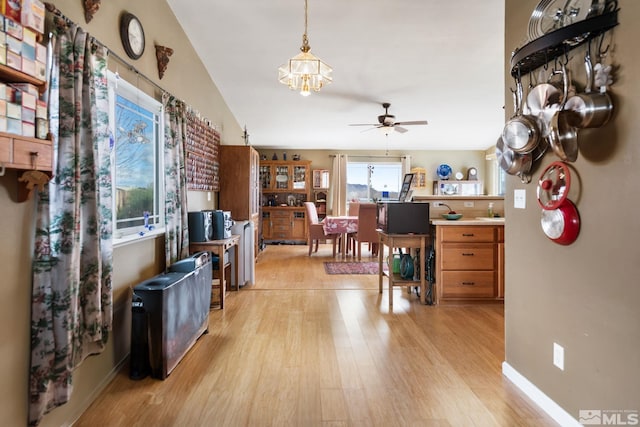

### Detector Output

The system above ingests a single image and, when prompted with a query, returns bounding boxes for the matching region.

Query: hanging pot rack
[510,8,619,77]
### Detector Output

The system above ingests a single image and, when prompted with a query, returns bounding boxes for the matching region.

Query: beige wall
[0,0,241,425]
[504,0,639,420]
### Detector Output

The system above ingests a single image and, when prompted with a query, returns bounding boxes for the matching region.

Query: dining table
[322,215,358,257]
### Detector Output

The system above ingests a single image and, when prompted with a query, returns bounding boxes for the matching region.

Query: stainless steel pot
[527,70,563,137]
[496,136,532,183]
[564,49,613,128]
[502,76,542,154]
[548,64,580,162]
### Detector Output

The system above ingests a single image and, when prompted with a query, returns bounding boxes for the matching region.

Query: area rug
[324,262,387,275]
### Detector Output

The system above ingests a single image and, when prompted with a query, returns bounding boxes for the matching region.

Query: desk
[323,215,358,257]
[190,234,240,309]
[378,231,429,306]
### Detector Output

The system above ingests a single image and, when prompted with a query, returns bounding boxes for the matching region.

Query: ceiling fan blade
[361,126,380,133]
[394,126,409,133]
[349,123,378,127]
[395,120,428,126]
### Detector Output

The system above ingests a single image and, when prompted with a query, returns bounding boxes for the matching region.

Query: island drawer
[440,226,495,243]
[440,271,495,298]
[440,244,495,270]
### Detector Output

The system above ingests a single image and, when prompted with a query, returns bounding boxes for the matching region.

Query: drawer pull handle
[461,253,474,256]
[462,282,475,286]
[30,151,40,170]
[462,233,475,237]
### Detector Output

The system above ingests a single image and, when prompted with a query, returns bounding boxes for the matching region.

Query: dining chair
[304,202,338,256]
[352,202,379,260]
[346,202,360,254]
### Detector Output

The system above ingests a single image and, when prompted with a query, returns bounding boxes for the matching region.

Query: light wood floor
[75,244,557,426]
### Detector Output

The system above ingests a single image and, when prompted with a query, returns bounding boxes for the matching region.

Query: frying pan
[547,64,580,162]
[564,49,613,128]
[540,199,580,245]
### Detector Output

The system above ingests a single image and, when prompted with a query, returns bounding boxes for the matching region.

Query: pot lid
[527,0,605,43]
[537,161,571,210]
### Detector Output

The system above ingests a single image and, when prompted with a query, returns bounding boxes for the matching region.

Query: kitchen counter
[431,218,505,226]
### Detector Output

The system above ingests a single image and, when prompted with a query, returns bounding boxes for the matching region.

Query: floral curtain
[163,93,189,266]
[29,18,112,426]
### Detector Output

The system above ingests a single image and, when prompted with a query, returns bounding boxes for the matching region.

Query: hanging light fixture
[278,0,332,96]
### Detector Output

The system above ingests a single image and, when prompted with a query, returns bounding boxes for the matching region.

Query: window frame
[107,71,165,244]
[346,160,403,204]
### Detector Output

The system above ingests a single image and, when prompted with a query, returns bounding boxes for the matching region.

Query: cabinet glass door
[275,165,289,190]
[292,165,307,190]
[260,165,272,189]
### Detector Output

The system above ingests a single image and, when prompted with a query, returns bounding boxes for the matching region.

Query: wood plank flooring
[75,244,557,426]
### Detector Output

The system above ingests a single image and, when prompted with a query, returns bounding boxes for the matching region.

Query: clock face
[120,13,145,59]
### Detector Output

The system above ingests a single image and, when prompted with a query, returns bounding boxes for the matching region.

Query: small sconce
[155,45,174,79]
[82,0,101,23]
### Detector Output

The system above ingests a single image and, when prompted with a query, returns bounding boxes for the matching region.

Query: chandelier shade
[278,0,332,96]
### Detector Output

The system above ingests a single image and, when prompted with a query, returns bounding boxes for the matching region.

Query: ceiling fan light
[378,126,394,136]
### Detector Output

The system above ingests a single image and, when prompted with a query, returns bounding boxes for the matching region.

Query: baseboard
[502,361,581,427]
[66,356,127,426]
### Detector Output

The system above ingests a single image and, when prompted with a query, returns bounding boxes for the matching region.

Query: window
[107,72,164,241]
[497,166,506,196]
[346,161,403,203]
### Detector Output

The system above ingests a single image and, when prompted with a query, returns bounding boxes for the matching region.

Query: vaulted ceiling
[167,0,506,151]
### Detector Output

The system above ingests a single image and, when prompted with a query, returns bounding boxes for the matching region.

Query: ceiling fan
[348,102,428,134]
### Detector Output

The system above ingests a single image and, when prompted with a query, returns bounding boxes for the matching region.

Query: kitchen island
[431,218,504,305]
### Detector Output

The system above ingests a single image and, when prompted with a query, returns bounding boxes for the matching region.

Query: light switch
[514,189,526,209]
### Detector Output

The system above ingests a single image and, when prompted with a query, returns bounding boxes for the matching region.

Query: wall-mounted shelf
[510,9,619,77]
[0,64,46,93]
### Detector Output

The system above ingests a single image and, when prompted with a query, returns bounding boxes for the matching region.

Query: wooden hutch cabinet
[219,145,260,255]
[259,160,311,192]
[260,160,311,244]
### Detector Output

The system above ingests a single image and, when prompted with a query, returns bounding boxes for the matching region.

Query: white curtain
[329,154,347,216]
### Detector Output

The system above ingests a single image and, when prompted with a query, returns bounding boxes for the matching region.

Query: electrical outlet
[464,201,474,207]
[207,192,211,202]
[553,343,565,370]
[433,202,442,207]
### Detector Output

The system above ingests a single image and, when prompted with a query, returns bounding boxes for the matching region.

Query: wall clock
[120,12,145,60]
